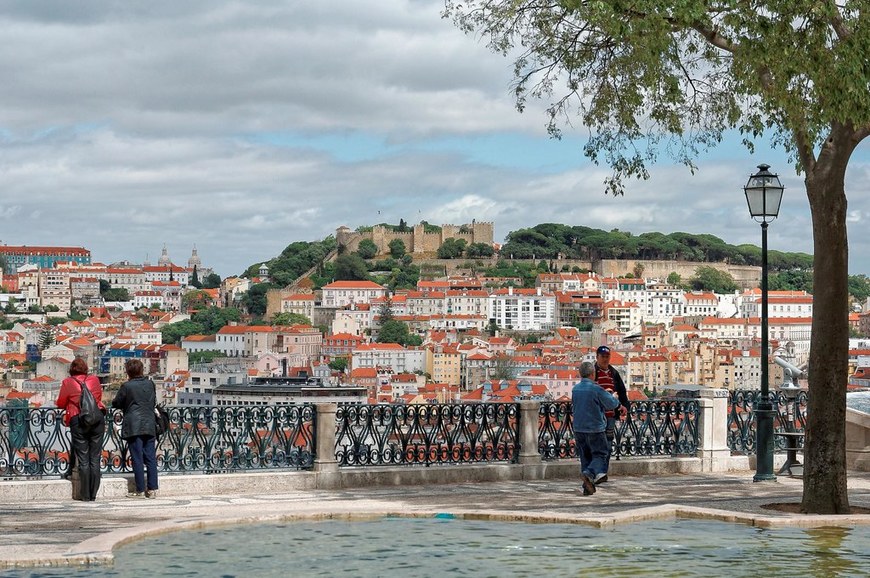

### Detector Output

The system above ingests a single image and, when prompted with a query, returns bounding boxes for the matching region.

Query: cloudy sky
[1,0,868,277]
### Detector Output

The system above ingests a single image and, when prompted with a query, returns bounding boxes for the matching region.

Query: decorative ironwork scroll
[727,390,808,455]
[335,403,519,467]
[539,400,700,461]
[0,405,314,478]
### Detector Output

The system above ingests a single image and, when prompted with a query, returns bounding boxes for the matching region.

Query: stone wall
[595,259,761,288]
[336,222,495,256]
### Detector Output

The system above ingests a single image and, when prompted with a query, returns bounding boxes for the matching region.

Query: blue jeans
[127,435,158,492]
[575,431,610,479]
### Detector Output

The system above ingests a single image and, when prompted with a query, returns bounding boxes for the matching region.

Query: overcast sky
[1,0,868,278]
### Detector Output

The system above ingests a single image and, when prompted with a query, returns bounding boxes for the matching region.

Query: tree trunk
[801,146,851,514]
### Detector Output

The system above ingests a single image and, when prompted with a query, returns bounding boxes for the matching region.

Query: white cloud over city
[1,0,868,276]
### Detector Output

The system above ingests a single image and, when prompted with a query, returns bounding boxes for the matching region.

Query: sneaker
[126,491,144,499]
[580,472,596,496]
[145,490,158,499]
[594,473,608,484]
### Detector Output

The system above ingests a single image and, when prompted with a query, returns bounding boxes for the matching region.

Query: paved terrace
[4,470,870,569]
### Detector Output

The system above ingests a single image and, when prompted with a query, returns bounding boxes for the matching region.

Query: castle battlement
[336,221,494,255]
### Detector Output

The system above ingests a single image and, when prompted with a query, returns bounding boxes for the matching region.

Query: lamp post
[744,163,784,482]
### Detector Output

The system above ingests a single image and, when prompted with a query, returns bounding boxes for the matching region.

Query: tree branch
[854,123,870,143]
[691,23,738,53]
[827,0,852,40]
[793,128,818,174]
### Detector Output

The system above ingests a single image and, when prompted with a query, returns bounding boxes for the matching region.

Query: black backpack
[75,376,103,430]
[154,404,170,437]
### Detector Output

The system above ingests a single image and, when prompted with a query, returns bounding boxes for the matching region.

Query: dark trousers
[127,435,158,492]
[575,430,610,479]
[70,417,105,501]
[603,416,616,473]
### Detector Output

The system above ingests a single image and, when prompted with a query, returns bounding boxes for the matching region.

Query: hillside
[500,223,813,271]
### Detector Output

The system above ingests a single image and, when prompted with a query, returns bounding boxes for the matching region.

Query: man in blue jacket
[572,361,620,495]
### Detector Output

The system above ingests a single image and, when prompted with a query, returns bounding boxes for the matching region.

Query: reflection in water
[805,526,857,578]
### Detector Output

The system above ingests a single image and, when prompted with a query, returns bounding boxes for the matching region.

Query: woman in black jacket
[112,359,159,498]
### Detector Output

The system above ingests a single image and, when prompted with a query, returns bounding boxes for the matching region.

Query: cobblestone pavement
[3,471,870,568]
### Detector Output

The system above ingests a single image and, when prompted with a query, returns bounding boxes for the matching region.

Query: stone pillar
[845,407,870,470]
[518,401,542,478]
[314,403,340,488]
[696,388,732,472]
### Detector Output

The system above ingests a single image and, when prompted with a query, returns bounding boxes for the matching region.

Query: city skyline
[1,1,869,277]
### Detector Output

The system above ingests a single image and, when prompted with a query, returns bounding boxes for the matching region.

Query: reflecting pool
[848,391,870,415]
[7,518,870,578]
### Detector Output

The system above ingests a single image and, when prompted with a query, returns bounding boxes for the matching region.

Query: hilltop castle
[336,221,494,256]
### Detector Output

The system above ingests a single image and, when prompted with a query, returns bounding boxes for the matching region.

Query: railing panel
[1,405,315,478]
[727,390,807,455]
[335,403,519,467]
[538,400,700,461]
[1,408,70,477]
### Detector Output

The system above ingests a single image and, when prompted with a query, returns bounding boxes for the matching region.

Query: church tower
[158,245,171,267]
[188,246,202,270]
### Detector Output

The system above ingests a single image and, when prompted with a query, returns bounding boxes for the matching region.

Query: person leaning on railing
[112,359,160,499]
[55,357,106,501]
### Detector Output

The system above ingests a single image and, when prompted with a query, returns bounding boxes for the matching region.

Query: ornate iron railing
[538,399,700,460]
[335,403,519,466]
[1,405,315,478]
[727,389,808,455]
[1,407,69,477]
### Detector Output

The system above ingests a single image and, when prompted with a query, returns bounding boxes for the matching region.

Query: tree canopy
[239,284,272,317]
[357,239,379,259]
[334,254,370,281]
[378,319,422,347]
[271,312,311,326]
[388,238,406,259]
[690,266,738,294]
[501,223,812,269]
[243,237,336,287]
[437,237,467,259]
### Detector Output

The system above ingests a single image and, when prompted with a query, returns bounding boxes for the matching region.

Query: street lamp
[744,163,784,482]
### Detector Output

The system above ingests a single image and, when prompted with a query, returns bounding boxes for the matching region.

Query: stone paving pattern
[3,471,870,568]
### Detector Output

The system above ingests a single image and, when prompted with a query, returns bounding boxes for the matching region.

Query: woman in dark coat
[55,357,106,501]
[112,359,159,498]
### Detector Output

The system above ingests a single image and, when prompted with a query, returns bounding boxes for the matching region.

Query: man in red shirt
[593,345,629,483]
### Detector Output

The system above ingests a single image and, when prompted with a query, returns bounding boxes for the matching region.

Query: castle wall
[339,222,494,256]
[594,259,761,288]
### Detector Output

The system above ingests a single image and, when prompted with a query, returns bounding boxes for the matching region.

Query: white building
[488,287,557,331]
[143,265,190,286]
[740,290,813,319]
[280,293,316,321]
[105,267,148,294]
[683,292,719,318]
[321,280,387,308]
[351,343,426,374]
[215,325,248,357]
[133,290,165,309]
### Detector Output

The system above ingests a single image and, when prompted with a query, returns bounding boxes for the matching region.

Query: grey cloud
[0,0,529,138]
